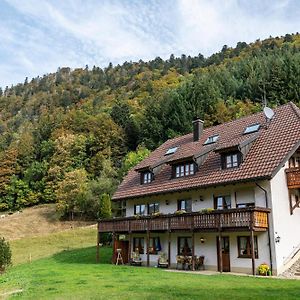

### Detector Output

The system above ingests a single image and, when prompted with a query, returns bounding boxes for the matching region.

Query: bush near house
[0,237,12,273]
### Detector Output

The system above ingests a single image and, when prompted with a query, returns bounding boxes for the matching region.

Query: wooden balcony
[98,207,270,233]
[286,167,300,189]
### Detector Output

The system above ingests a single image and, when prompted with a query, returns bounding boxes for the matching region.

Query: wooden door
[217,236,230,272]
[113,240,129,264]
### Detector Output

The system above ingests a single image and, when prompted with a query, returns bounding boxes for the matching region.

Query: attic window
[244,124,260,134]
[165,147,178,155]
[204,135,219,145]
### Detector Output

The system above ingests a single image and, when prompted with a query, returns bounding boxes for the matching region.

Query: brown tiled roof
[113,102,300,201]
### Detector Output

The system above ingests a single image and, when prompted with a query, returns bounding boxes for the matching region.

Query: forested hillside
[0,33,299,217]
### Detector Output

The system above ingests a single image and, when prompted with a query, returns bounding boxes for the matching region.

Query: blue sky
[0,0,300,88]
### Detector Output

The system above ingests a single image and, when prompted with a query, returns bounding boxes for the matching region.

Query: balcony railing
[286,167,300,189]
[98,207,270,233]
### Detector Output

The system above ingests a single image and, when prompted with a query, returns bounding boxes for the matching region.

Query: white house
[97,102,300,275]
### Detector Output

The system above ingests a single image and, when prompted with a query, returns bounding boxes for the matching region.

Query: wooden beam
[218,232,223,273]
[96,224,100,263]
[128,232,132,264]
[168,230,171,268]
[192,231,195,271]
[146,220,150,267]
[250,230,255,276]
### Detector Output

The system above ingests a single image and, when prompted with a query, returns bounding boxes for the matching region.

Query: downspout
[255,182,273,273]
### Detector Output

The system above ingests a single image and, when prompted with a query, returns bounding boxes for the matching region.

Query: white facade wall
[129,231,270,274]
[270,161,300,274]
[126,183,264,217]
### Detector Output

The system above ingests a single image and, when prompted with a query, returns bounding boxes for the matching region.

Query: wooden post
[218,232,223,273]
[128,232,132,264]
[218,215,223,273]
[250,230,255,276]
[168,218,171,268]
[112,232,116,264]
[192,230,195,271]
[250,212,256,276]
[96,224,100,263]
[147,219,150,267]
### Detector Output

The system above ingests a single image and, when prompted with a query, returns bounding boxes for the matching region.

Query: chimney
[192,118,204,142]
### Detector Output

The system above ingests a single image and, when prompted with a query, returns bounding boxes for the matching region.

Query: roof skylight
[165,146,178,155]
[244,124,260,134]
[204,134,219,145]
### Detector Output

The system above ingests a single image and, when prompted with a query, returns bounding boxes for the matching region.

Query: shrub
[0,237,12,273]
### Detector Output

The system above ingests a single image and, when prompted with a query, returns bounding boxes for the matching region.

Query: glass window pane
[176,166,180,177]
[217,197,223,209]
[224,196,231,209]
[190,163,194,174]
[185,164,189,176]
[180,165,184,177]
[226,155,232,168]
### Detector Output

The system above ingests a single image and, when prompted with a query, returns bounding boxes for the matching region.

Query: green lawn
[1,246,300,300]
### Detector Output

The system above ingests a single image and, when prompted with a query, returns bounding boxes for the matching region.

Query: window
[204,134,219,145]
[142,172,152,184]
[236,203,255,208]
[221,152,241,169]
[237,236,258,258]
[134,204,146,216]
[133,237,144,254]
[148,237,161,254]
[175,163,195,178]
[116,200,126,217]
[214,195,231,210]
[177,199,192,212]
[178,237,192,256]
[244,123,260,134]
[165,146,178,155]
[148,203,159,215]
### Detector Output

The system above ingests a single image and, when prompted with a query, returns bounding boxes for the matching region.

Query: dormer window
[244,123,260,134]
[204,134,219,145]
[221,152,242,169]
[142,171,153,184]
[174,162,195,178]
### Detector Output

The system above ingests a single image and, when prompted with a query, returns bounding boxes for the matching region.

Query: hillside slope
[0,204,95,241]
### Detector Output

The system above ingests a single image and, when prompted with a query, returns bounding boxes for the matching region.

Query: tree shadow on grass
[52,246,112,265]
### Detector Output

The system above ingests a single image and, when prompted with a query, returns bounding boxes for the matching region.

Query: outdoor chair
[157,252,169,268]
[176,255,185,269]
[130,251,142,266]
[195,255,205,270]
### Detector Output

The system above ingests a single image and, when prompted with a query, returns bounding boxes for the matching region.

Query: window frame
[148,202,159,215]
[177,237,192,256]
[237,236,258,258]
[133,237,145,254]
[244,123,260,134]
[134,204,146,216]
[204,134,219,145]
[177,199,192,212]
[148,237,161,255]
[174,162,196,178]
[221,152,242,169]
[141,171,153,184]
[214,195,231,210]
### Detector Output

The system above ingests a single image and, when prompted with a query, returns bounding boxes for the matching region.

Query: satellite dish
[263,107,275,120]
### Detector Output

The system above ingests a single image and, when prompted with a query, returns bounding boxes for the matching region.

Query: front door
[217,236,230,272]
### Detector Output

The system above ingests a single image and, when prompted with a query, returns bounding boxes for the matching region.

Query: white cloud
[0,0,299,87]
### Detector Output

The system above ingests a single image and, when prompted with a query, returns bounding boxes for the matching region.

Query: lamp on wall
[199,196,204,202]
[275,232,281,243]
[200,237,206,243]
[165,199,169,205]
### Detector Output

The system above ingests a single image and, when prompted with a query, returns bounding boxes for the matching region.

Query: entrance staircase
[281,258,300,278]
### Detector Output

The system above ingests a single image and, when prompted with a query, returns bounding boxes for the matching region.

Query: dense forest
[0,33,299,218]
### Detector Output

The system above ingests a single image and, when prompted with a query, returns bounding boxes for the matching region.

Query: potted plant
[175,209,186,215]
[257,263,270,276]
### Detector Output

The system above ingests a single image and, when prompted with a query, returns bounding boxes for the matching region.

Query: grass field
[1,244,300,299]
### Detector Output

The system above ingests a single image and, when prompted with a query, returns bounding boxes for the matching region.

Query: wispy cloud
[0,0,299,87]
